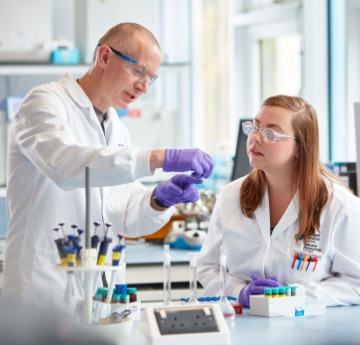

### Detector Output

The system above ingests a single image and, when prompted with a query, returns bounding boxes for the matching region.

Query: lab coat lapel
[254,187,271,247]
[271,193,299,238]
[61,73,91,109]
[61,73,107,144]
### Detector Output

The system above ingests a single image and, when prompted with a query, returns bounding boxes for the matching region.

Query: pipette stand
[55,255,124,324]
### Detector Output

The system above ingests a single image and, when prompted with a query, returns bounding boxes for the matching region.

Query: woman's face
[247,105,299,176]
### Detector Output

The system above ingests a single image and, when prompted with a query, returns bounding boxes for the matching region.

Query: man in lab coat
[3,23,213,309]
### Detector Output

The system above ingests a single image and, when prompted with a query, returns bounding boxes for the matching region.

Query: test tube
[219,245,235,320]
[272,287,279,298]
[285,286,291,297]
[163,244,171,305]
[188,253,198,304]
[290,286,298,296]
[264,288,272,299]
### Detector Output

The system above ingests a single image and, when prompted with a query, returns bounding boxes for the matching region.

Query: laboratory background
[0,0,360,344]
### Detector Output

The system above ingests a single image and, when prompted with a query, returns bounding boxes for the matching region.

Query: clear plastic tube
[189,253,199,304]
[219,245,235,320]
[163,244,171,305]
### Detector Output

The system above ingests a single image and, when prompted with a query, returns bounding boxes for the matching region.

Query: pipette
[188,253,199,304]
[163,244,171,305]
[58,222,67,240]
[75,229,84,265]
[71,224,78,235]
[219,245,235,320]
[91,222,100,250]
[97,238,112,265]
[112,234,126,266]
[53,227,67,266]
[97,223,113,265]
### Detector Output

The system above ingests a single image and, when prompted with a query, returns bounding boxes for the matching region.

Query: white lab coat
[3,73,173,307]
[197,176,360,306]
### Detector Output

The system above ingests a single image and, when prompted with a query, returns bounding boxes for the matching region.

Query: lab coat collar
[60,73,93,110]
[60,73,107,142]
[254,187,299,244]
[254,187,271,246]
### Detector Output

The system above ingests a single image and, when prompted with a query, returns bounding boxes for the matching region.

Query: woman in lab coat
[197,95,360,307]
[3,23,213,309]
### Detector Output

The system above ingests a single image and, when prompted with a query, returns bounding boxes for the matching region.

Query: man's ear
[97,45,111,67]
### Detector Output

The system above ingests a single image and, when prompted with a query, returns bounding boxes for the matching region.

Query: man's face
[100,37,162,109]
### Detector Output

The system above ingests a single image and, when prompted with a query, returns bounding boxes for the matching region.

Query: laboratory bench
[0,241,201,301]
[98,304,360,345]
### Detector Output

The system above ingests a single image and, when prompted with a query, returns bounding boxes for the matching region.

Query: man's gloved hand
[153,174,203,208]
[239,274,280,308]
[163,149,214,179]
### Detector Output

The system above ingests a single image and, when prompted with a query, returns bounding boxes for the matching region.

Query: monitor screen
[355,102,360,197]
[0,197,7,239]
[231,119,252,181]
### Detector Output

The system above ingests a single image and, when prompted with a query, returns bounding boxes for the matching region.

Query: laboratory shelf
[0,64,89,76]
[0,62,189,76]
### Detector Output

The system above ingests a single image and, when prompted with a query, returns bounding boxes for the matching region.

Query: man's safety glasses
[242,121,297,144]
[108,46,158,85]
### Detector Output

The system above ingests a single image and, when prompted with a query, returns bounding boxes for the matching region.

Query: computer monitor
[0,197,7,239]
[355,103,360,197]
[231,119,252,181]
[331,162,357,196]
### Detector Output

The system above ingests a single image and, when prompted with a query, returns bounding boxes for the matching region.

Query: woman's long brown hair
[240,95,345,243]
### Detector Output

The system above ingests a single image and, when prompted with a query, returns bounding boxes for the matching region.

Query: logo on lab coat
[294,232,322,253]
[303,232,322,253]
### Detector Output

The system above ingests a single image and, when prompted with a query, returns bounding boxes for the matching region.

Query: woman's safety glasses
[242,121,297,144]
[108,46,158,85]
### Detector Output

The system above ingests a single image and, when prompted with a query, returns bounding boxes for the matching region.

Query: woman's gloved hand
[239,274,280,307]
[153,174,203,208]
[163,149,214,179]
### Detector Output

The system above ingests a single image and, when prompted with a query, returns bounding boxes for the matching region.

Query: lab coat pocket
[32,247,67,303]
[283,249,324,284]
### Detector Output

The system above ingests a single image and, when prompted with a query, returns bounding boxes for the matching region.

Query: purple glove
[239,274,280,308]
[153,174,203,207]
[163,149,214,179]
